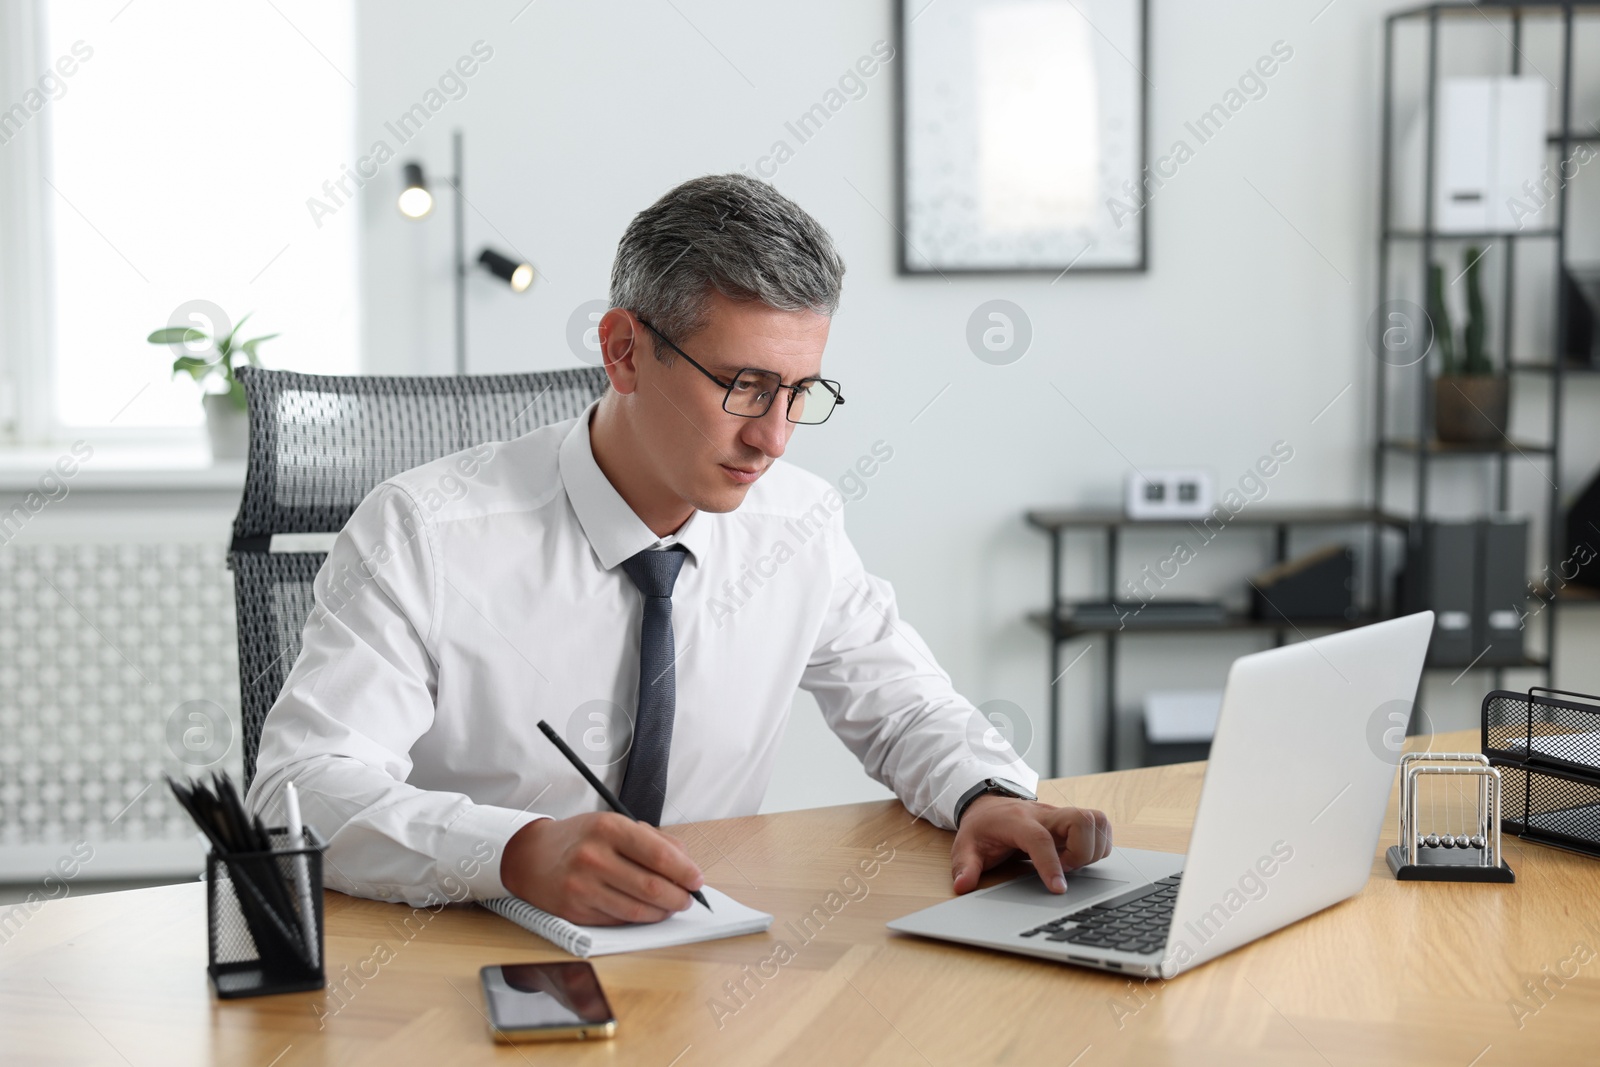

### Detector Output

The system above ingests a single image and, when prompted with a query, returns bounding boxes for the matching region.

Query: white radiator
[0,541,240,882]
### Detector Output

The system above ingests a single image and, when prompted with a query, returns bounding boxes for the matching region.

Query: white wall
[348,0,1600,799]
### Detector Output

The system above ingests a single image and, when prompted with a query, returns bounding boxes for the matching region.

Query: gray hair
[609,174,845,352]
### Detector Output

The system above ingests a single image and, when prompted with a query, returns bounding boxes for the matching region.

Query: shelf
[1029,604,1561,667]
[1380,437,1554,456]
[1392,3,1600,23]
[1427,654,1550,670]
[1532,582,1600,604]
[1384,229,1559,241]
[1027,609,1377,640]
[1024,506,1405,533]
[1508,361,1600,375]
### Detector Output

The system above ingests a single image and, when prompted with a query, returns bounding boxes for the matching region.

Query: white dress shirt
[245,402,1036,906]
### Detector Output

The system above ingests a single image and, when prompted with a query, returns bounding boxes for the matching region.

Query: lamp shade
[477,248,533,292]
[398,162,433,219]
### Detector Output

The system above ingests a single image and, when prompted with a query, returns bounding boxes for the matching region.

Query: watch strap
[954,778,1034,827]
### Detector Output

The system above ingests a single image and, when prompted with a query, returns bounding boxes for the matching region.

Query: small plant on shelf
[1431,246,1508,444]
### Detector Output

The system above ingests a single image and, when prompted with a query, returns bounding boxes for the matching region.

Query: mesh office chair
[228,365,610,789]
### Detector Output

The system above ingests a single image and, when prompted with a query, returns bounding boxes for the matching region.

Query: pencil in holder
[207,825,327,998]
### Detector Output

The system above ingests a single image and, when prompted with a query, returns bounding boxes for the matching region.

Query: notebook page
[482,886,772,958]
[583,887,773,956]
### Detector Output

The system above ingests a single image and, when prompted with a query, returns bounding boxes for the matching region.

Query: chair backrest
[229,365,610,789]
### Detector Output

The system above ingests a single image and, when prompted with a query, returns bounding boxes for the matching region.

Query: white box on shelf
[1143,690,1225,744]
[1432,76,1549,233]
[1125,469,1214,520]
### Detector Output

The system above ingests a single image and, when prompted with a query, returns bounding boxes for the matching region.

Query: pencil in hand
[535,720,711,911]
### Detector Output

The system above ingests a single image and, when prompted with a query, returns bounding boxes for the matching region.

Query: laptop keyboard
[1019,873,1183,955]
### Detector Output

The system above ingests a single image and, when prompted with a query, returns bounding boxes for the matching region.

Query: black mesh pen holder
[1483,686,1600,859]
[207,825,327,998]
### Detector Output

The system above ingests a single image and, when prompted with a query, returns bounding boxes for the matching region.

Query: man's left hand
[950,795,1112,895]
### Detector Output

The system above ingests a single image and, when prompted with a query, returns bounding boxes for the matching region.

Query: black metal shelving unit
[1024,3,1600,780]
[1026,508,1406,776]
[1374,2,1600,698]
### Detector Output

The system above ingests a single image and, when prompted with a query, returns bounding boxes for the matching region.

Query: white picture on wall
[899,0,1147,273]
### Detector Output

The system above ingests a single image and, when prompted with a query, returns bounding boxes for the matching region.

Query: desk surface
[3,730,1598,1066]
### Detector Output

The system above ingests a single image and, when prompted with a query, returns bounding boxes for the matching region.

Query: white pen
[283,780,319,967]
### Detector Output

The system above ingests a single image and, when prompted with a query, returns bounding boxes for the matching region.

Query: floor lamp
[398,129,532,375]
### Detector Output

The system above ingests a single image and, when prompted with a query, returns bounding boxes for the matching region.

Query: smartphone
[479,962,618,1043]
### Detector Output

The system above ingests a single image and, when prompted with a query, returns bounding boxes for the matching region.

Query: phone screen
[481,962,616,1033]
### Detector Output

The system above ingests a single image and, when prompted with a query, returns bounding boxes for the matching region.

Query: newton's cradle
[1385,752,1515,883]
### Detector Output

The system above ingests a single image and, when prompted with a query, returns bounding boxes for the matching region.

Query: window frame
[0,0,58,447]
[1,0,362,450]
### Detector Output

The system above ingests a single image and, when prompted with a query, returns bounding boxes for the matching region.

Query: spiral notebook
[479,887,773,958]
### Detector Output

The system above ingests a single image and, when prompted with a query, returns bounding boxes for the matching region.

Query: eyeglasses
[636,316,844,425]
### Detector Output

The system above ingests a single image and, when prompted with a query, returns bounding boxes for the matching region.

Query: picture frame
[896,0,1149,275]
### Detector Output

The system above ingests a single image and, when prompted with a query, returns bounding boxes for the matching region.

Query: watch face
[993,778,1036,801]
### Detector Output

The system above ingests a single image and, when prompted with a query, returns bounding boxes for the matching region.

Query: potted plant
[1431,246,1509,444]
[146,313,277,460]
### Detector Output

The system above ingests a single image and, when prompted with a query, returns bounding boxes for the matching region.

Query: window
[37,0,359,435]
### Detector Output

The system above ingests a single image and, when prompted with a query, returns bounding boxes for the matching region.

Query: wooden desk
[4,730,1598,1066]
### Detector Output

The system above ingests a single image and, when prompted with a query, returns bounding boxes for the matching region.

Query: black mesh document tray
[1483,687,1600,859]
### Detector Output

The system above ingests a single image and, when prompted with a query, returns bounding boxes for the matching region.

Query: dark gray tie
[617,545,689,826]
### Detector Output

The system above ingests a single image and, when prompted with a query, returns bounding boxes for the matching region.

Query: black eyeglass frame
[635,316,844,425]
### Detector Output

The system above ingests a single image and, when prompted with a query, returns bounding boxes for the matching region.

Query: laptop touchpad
[980,874,1129,909]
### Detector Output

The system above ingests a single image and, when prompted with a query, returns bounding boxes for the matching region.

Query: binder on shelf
[1249,544,1356,622]
[1478,517,1529,666]
[1568,469,1600,591]
[1562,267,1600,369]
[1400,518,1530,668]
[1401,521,1477,667]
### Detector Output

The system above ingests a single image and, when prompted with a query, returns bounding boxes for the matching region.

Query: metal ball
[1455,834,1471,849]
[1470,834,1486,849]
[1425,834,1441,848]
[1441,835,1456,848]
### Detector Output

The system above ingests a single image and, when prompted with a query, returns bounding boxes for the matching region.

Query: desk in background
[2,730,1597,1066]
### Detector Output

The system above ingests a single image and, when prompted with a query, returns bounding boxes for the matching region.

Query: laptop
[888,611,1434,980]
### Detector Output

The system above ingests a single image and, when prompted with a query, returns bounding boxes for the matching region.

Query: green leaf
[148,327,208,345]
[172,355,215,383]
[240,334,278,366]
[221,312,253,348]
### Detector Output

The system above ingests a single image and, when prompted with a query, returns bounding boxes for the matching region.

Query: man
[246,174,1111,924]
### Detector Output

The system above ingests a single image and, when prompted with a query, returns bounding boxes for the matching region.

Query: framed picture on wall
[896,0,1148,274]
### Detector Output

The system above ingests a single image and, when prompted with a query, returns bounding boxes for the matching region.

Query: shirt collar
[558,401,711,572]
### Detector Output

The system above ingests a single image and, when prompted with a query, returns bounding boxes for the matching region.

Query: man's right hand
[499,812,705,925]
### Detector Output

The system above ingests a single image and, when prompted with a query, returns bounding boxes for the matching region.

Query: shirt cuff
[937,758,1042,830]
[439,803,551,901]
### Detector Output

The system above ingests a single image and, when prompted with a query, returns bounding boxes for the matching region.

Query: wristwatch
[954,777,1038,827]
